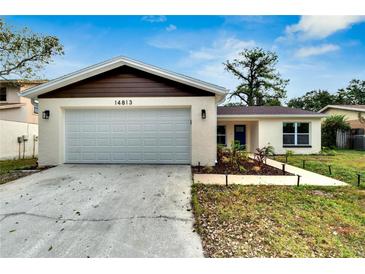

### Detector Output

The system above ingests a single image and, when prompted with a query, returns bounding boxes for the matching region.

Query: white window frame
[217,125,226,146]
[283,122,310,147]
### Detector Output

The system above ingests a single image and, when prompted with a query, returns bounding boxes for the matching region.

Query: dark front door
[234,125,246,146]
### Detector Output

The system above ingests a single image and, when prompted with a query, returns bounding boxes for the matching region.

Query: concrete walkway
[263,157,347,186]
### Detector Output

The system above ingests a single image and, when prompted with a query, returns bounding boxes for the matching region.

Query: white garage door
[65,108,191,164]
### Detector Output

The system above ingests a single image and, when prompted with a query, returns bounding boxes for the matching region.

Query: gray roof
[217,106,324,116]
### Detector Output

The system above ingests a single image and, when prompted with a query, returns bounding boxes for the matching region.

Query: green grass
[272,150,365,187]
[0,158,38,175]
[192,184,365,258]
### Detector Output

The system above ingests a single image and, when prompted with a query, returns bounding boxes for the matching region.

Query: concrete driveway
[0,165,203,257]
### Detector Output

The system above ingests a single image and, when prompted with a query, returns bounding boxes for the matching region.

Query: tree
[224,47,289,106]
[336,79,365,105]
[321,115,351,148]
[0,18,64,80]
[287,90,336,112]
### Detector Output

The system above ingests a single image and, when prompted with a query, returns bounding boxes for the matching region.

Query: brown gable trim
[39,66,214,98]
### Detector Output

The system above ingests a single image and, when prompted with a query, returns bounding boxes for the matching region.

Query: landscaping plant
[254,145,275,165]
[321,115,351,148]
[193,144,284,175]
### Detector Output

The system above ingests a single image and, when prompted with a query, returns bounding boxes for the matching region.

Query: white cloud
[188,37,256,62]
[166,24,177,32]
[295,44,340,58]
[182,37,257,92]
[141,16,166,23]
[286,16,365,39]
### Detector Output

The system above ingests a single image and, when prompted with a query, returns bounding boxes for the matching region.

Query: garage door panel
[111,138,126,146]
[65,108,191,164]
[112,153,127,161]
[96,124,110,131]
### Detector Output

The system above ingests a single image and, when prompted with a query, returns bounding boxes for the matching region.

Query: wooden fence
[336,130,350,149]
[336,130,365,150]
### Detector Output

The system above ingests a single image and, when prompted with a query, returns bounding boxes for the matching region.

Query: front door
[234,125,246,147]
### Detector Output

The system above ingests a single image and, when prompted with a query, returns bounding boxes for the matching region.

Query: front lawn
[192,184,365,257]
[272,149,365,187]
[0,158,38,184]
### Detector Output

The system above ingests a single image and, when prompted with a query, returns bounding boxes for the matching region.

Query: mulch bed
[192,158,292,176]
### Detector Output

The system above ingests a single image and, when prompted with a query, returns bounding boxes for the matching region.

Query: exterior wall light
[201,109,206,119]
[42,110,50,119]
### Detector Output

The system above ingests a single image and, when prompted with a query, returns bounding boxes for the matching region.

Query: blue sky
[5,15,365,102]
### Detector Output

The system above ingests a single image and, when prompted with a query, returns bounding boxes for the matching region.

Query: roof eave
[217,114,326,119]
[319,105,365,113]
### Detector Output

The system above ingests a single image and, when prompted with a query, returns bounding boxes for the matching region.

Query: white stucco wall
[0,120,38,160]
[38,97,217,166]
[217,120,258,152]
[258,118,322,154]
[217,117,322,155]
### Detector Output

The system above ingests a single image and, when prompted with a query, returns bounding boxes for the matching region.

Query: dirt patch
[192,159,292,176]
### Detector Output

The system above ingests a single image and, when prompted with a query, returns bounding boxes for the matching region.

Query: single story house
[21,57,324,166]
[319,105,365,150]
[0,80,46,124]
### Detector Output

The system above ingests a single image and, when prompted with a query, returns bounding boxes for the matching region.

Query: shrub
[221,156,230,164]
[254,145,275,165]
[230,140,246,167]
[322,115,350,148]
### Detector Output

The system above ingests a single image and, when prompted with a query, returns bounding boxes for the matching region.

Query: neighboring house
[0,80,46,124]
[319,105,365,150]
[0,80,46,159]
[319,105,365,130]
[21,57,324,166]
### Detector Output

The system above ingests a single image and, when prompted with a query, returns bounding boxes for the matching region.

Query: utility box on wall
[0,120,38,160]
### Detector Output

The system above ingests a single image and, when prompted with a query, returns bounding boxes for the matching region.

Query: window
[217,125,226,145]
[0,87,6,101]
[283,122,310,146]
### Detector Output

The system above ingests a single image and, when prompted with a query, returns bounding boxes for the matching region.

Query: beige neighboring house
[319,105,365,150]
[21,57,324,166]
[0,80,46,124]
[0,80,46,160]
[319,105,365,130]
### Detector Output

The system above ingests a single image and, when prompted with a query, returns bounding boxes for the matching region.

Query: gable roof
[218,106,325,118]
[319,105,365,113]
[21,56,228,99]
